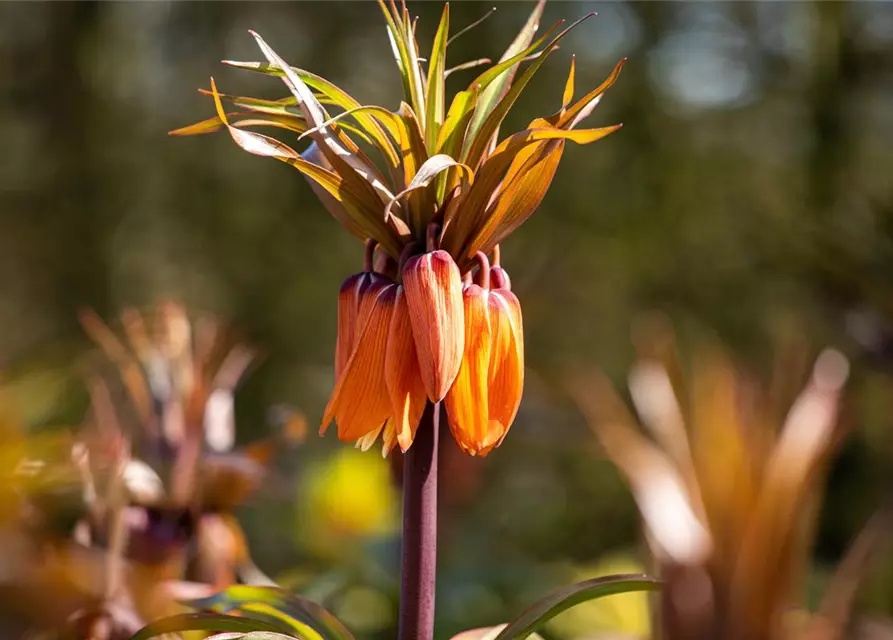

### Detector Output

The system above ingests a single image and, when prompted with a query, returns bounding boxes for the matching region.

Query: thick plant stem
[398,401,440,640]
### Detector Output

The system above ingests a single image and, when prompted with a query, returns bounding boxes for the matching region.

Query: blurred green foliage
[2,2,893,638]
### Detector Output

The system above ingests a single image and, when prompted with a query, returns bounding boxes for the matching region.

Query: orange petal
[335,272,391,380]
[385,286,428,452]
[335,272,365,380]
[352,417,398,458]
[403,250,465,402]
[355,422,385,452]
[487,289,524,449]
[381,418,398,457]
[322,283,397,442]
[444,285,492,455]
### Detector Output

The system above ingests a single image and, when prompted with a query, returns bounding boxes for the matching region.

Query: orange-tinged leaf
[469,139,564,257]
[557,58,626,129]
[487,290,524,443]
[397,103,432,234]
[383,154,473,224]
[197,88,312,114]
[322,283,398,442]
[78,308,152,424]
[462,14,595,169]
[221,61,400,171]
[570,369,712,564]
[385,287,427,452]
[207,79,401,255]
[169,112,311,137]
[441,125,621,262]
[301,141,364,241]
[403,250,465,403]
[562,55,576,109]
[445,285,498,455]
[464,1,548,149]
[444,58,491,79]
[248,32,396,211]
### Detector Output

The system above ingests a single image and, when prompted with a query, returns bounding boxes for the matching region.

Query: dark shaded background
[2,2,893,638]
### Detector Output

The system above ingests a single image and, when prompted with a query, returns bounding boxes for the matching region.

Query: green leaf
[377,0,425,126]
[462,13,596,168]
[463,1,546,150]
[222,59,400,174]
[424,3,449,151]
[444,58,491,79]
[207,79,400,255]
[383,153,473,223]
[169,112,310,137]
[207,634,298,640]
[129,612,292,640]
[452,627,544,640]
[198,89,316,115]
[296,104,404,155]
[492,574,660,640]
[247,31,396,210]
[185,585,356,640]
[396,102,431,234]
[436,89,477,158]
[207,634,299,640]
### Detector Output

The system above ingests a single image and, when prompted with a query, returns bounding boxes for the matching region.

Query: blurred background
[2,1,893,638]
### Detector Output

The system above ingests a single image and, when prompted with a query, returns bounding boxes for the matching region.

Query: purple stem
[398,401,440,640]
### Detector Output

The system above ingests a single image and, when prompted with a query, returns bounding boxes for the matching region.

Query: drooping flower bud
[444,283,496,455]
[485,287,524,451]
[489,265,511,291]
[335,272,370,379]
[322,281,399,442]
[443,255,524,456]
[489,245,512,291]
[334,241,388,380]
[403,250,465,402]
[385,286,428,452]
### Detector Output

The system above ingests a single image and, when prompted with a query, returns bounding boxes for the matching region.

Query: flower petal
[487,289,524,447]
[403,250,465,402]
[335,272,390,381]
[335,272,366,381]
[356,423,384,452]
[385,286,428,452]
[381,418,399,458]
[322,283,398,442]
[445,285,492,455]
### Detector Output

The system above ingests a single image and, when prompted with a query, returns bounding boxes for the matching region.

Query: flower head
[173,1,623,455]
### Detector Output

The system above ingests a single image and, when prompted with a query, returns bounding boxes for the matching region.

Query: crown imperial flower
[173,0,623,456]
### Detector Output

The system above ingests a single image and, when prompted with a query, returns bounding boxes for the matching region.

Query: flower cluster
[325,239,522,456]
[173,1,623,455]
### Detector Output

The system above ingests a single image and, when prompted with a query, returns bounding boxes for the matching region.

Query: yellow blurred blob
[547,554,651,640]
[297,448,398,558]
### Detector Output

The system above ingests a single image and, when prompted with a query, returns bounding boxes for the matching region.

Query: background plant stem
[398,401,440,640]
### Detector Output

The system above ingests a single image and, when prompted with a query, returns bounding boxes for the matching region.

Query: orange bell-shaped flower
[403,249,465,403]
[385,285,428,452]
[444,253,524,456]
[486,287,524,450]
[322,278,398,442]
[444,283,495,455]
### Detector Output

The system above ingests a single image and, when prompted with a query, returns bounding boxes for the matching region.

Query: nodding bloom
[173,1,623,455]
